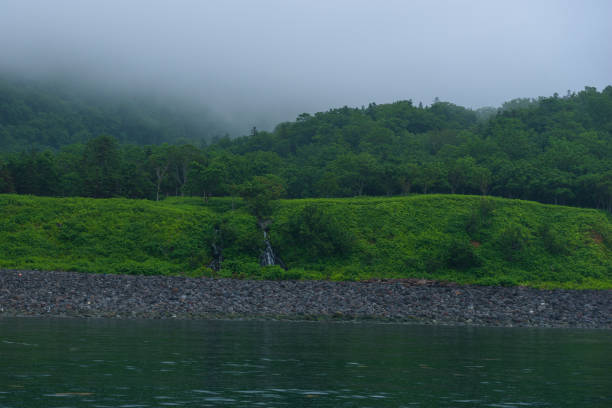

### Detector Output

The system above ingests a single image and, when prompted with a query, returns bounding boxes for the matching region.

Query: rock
[0,269,610,328]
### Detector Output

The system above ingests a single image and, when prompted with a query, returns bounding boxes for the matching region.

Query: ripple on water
[453,399,483,403]
[204,397,236,402]
[2,319,610,408]
[299,390,329,396]
[2,340,38,346]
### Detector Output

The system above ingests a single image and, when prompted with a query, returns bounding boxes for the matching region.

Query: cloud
[1,0,610,134]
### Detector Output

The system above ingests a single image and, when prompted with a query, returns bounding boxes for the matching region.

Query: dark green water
[0,318,610,407]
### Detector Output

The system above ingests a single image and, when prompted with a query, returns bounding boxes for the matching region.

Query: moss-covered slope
[0,194,610,288]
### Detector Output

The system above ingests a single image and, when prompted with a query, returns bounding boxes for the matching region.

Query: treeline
[0,85,611,211]
[0,76,227,151]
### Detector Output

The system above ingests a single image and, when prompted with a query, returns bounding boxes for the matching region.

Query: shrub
[215,214,261,258]
[259,265,304,280]
[591,221,612,249]
[237,174,285,220]
[538,224,568,255]
[497,223,530,261]
[465,198,496,239]
[218,260,261,279]
[279,204,355,259]
[113,260,178,275]
[446,239,482,269]
[478,275,519,287]
[424,253,447,273]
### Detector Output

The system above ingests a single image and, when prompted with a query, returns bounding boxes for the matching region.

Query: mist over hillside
[1,80,610,214]
[1,1,610,137]
[0,74,235,151]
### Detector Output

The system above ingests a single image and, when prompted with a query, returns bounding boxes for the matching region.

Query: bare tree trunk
[181,163,188,197]
[358,180,364,196]
[155,164,169,201]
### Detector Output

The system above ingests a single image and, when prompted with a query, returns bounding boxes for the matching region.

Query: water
[1,318,611,407]
[260,230,276,267]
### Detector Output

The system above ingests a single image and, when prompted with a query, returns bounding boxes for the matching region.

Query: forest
[0,76,611,212]
[1,78,611,287]
[0,76,226,150]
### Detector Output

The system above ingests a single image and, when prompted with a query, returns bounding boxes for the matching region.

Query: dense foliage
[0,194,610,288]
[0,76,225,151]
[1,81,610,211]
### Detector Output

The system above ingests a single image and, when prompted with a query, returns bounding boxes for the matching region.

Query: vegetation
[0,76,226,151]
[1,80,610,213]
[1,78,611,288]
[0,194,610,289]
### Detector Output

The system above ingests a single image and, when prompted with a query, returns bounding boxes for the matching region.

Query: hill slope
[0,194,610,288]
[1,82,610,211]
[0,76,228,150]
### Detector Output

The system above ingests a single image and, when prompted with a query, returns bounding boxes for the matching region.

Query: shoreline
[1,269,611,328]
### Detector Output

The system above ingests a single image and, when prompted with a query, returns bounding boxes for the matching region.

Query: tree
[81,135,121,198]
[418,161,447,194]
[595,171,612,212]
[148,144,171,201]
[447,157,477,194]
[170,144,201,196]
[0,159,13,193]
[397,163,419,195]
[332,153,380,196]
[471,166,492,196]
[120,145,155,199]
[237,174,286,220]
[279,204,355,258]
[187,160,227,202]
[8,151,59,196]
[55,144,85,197]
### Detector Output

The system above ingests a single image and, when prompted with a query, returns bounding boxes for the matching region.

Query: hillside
[0,194,610,289]
[0,82,610,211]
[0,76,228,151]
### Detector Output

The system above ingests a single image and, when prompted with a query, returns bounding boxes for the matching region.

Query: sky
[1,0,611,134]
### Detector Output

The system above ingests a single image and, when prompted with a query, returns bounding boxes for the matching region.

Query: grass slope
[0,194,610,289]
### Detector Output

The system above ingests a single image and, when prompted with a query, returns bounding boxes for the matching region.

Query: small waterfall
[260,231,275,266]
[208,228,223,272]
[260,229,287,269]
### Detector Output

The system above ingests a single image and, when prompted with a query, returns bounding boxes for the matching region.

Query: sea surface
[0,318,610,407]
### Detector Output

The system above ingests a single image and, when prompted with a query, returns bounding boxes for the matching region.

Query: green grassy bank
[0,194,610,289]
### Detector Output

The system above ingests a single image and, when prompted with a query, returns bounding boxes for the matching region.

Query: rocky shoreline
[1,269,611,328]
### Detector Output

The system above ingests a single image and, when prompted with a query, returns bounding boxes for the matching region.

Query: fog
[1,0,610,135]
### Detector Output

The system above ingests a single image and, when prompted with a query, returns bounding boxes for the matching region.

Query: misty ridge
[1,1,609,136]
[0,1,610,211]
[0,69,611,213]
[0,73,233,150]
[0,71,544,151]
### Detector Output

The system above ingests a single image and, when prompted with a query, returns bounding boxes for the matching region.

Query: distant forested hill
[0,80,610,212]
[0,76,228,151]
[210,86,611,210]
